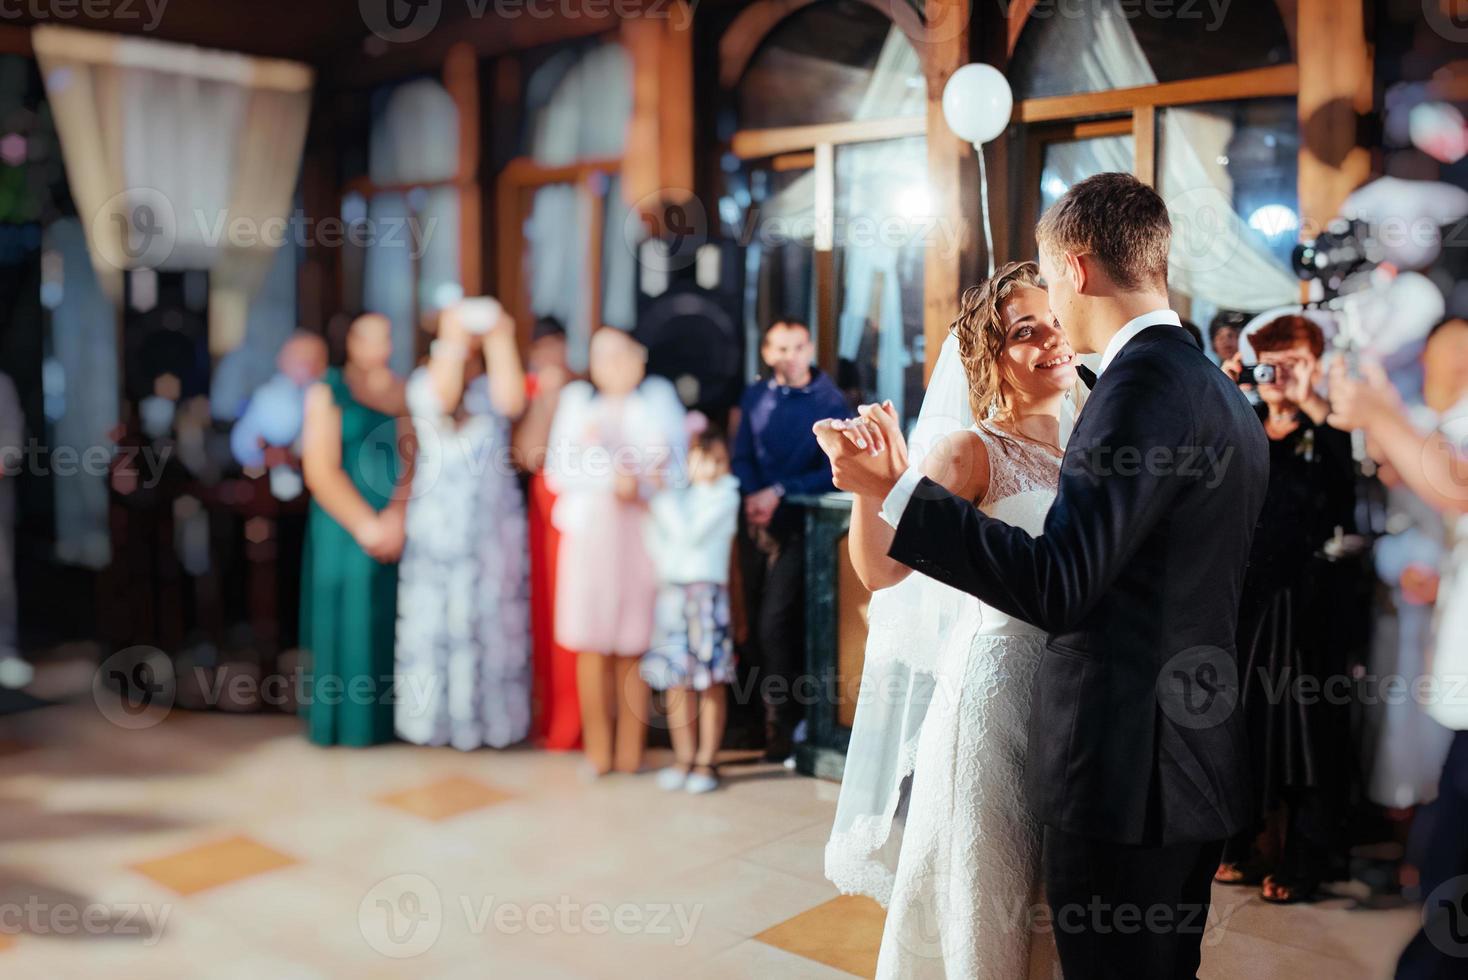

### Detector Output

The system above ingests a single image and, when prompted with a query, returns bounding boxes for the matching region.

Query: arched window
[1010,1,1292,100]
[343,75,465,375]
[727,1,929,422]
[1007,0,1301,337]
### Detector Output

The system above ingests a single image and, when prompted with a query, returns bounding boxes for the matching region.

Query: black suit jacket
[889,325,1268,845]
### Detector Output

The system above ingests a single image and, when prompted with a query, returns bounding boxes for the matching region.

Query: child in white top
[642,419,741,793]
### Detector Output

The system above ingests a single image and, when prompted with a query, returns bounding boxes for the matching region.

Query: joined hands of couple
[812,401,910,500]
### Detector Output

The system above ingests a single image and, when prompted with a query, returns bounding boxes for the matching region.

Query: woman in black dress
[1217,314,1359,903]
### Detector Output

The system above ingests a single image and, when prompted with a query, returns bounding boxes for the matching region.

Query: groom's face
[1038,247,1088,353]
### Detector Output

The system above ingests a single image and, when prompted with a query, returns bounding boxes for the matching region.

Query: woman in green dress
[299,313,411,746]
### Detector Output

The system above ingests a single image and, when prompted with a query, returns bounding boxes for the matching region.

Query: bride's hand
[827,416,885,456]
[857,401,907,466]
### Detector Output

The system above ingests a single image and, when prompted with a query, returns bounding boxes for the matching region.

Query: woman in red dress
[515,318,580,750]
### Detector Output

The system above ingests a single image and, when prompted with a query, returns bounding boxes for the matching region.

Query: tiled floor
[0,697,1422,979]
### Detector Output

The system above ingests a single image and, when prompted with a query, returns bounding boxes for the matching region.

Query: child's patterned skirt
[640,582,736,692]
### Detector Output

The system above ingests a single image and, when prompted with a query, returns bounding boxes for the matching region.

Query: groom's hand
[813,401,909,499]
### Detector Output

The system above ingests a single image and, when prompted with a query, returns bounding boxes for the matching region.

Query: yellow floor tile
[130,834,298,896]
[375,774,513,821]
[756,894,886,979]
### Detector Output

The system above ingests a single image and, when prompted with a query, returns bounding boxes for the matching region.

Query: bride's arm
[849,430,990,591]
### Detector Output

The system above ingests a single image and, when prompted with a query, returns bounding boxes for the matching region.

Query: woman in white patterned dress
[395,302,532,750]
[826,262,1081,979]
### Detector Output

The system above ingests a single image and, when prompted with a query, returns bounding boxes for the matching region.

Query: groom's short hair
[1036,172,1170,291]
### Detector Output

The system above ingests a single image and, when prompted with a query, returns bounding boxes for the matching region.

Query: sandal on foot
[1261,873,1317,904]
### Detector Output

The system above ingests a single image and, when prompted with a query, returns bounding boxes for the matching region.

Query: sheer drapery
[752,26,926,416]
[32,25,313,354]
[363,80,462,375]
[1014,0,1299,313]
[212,240,300,421]
[43,218,115,568]
[523,43,634,372]
[758,26,924,228]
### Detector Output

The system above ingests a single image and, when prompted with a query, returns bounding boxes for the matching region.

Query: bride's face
[998,285,1078,402]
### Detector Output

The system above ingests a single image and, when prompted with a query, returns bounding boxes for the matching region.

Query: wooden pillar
[1133,105,1157,187]
[297,90,343,333]
[444,43,482,297]
[1296,0,1373,239]
[814,141,837,375]
[919,0,978,382]
[622,5,696,212]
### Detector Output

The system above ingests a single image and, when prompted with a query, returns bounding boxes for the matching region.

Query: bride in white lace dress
[825,262,1082,979]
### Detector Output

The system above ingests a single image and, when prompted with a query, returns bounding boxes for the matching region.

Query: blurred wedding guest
[395,300,530,750]
[643,417,741,794]
[229,331,329,500]
[1209,310,1247,365]
[1369,474,1454,809]
[1365,321,1467,811]
[0,370,24,685]
[1328,322,1468,977]
[732,319,851,762]
[1218,314,1357,903]
[546,328,686,776]
[513,316,582,751]
[299,313,411,747]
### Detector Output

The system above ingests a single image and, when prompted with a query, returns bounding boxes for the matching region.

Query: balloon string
[977,143,995,277]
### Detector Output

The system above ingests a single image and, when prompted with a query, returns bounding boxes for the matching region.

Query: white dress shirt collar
[1097,309,1182,375]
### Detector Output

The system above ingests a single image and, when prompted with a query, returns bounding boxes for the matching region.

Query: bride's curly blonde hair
[953,260,1045,423]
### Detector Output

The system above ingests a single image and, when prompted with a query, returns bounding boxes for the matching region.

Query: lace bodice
[968,421,1061,638]
[972,420,1062,515]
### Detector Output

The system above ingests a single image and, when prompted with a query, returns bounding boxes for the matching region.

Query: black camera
[1292,219,1379,296]
[1237,363,1276,386]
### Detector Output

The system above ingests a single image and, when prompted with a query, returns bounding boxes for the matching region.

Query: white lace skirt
[877,631,1059,980]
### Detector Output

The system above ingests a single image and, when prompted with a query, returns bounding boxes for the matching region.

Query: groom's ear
[1066,251,1091,295]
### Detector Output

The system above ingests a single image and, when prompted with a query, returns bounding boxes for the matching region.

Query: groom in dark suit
[816,173,1268,979]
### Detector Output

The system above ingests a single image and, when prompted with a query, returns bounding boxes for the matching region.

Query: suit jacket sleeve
[888,357,1195,634]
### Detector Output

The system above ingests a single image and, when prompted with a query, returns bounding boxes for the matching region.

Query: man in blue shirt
[731,319,852,762]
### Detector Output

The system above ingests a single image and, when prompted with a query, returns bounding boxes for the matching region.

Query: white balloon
[942,64,1013,146]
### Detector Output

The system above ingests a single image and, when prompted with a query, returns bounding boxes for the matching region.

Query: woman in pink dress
[545,328,686,776]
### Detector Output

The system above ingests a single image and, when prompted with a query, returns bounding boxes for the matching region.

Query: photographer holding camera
[1215,314,1359,904]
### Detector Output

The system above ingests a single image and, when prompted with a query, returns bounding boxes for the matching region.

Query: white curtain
[362,192,417,377]
[361,79,463,375]
[370,78,458,184]
[33,26,313,355]
[750,27,925,416]
[523,43,634,372]
[1019,1,1299,313]
[42,218,115,568]
[211,239,299,421]
[759,26,924,227]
